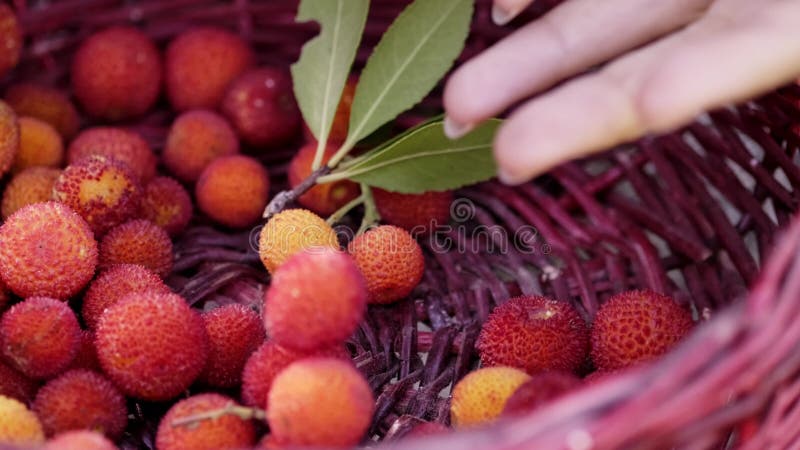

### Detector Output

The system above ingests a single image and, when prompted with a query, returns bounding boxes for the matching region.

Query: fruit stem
[170,402,266,428]
[262,165,332,219]
[327,139,356,168]
[310,136,328,171]
[327,193,366,225]
[357,184,380,234]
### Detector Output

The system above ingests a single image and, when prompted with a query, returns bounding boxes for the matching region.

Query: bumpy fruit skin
[195,155,270,229]
[347,225,425,304]
[0,100,19,179]
[32,369,127,438]
[288,142,360,216]
[501,371,582,417]
[66,330,100,372]
[476,296,589,374]
[95,291,209,401]
[267,358,374,447]
[166,27,254,111]
[0,361,38,403]
[0,5,21,79]
[71,26,161,120]
[198,304,265,388]
[67,127,157,182]
[1,166,61,219]
[43,430,117,450]
[99,220,173,278]
[0,202,98,299]
[156,393,256,450]
[0,395,45,445]
[13,116,64,173]
[590,290,694,371]
[265,248,366,351]
[0,297,81,379]
[221,68,301,147]
[4,83,80,139]
[450,366,531,427]
[139,177,193,236]
[259,209,340,273]
[241,340,349,409]
[373,189,453,235]
[53,155,143,236]
[81,264,170,330]
[163,109,240,182]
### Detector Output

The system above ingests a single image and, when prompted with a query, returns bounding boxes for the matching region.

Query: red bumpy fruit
[590,290,694,371]
[264,248,367,351]
[240,340,349,409]
[476,295,589,374]
[347,225,425,304]
[163,109,240,183]
[221,68,301,147]
[198,304,265,388]
[95,292,209,401]
[81,264,170,330]
[0,297,81,379]
[155,393,256,450]
[372,188,453,235]
[165,27,254,111]
[32,369,127,438]
[71,26,161,120]
[67,127,157,183]
[0,202,98,299]
[195,155,270,229]
[4,82,80,139]
[267,358,374,448]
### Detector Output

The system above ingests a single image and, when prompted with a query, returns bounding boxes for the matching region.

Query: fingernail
[497,167,524,185]
[443,116,475,140]
[491,4,521,26]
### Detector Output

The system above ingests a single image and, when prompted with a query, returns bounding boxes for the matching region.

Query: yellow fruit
[0,395,45,445]
[258,209,339,273]
[450,366,531,427]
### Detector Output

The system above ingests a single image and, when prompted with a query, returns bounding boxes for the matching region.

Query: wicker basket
[6,0,800,449]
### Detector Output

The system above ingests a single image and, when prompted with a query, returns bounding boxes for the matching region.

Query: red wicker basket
[4,0,800,449]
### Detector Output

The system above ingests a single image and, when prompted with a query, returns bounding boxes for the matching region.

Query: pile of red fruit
[0,7,697,450]
[451,290,694,427]
[0,12,442,449]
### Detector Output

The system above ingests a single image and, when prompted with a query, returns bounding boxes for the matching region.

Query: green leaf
[344,0,473,147]
[321,119,501,193]
[291,0,368,148]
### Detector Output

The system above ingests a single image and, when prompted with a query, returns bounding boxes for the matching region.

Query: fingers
[491,0,535,25]
[443,0,712,138]
[634,1,800,133]
[493,0,800,184]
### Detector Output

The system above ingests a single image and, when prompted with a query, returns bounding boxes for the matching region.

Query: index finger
[443,0,711,137]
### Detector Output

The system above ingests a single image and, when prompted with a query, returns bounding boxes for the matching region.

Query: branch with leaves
[263,0,500,226]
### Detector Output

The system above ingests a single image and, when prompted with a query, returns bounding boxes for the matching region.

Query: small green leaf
[291,0,368,149]
[344,0,473,147]
[321,119,501,193]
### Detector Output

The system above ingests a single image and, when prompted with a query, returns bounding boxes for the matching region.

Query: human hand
[443,0,800,184]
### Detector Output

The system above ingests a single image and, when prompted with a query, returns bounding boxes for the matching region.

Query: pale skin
[443,0,800,184]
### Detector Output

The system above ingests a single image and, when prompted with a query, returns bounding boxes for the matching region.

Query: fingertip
[442,68,482,126]
[492,0,532,26]
[443,115,475,140]
[492,120,539,185]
